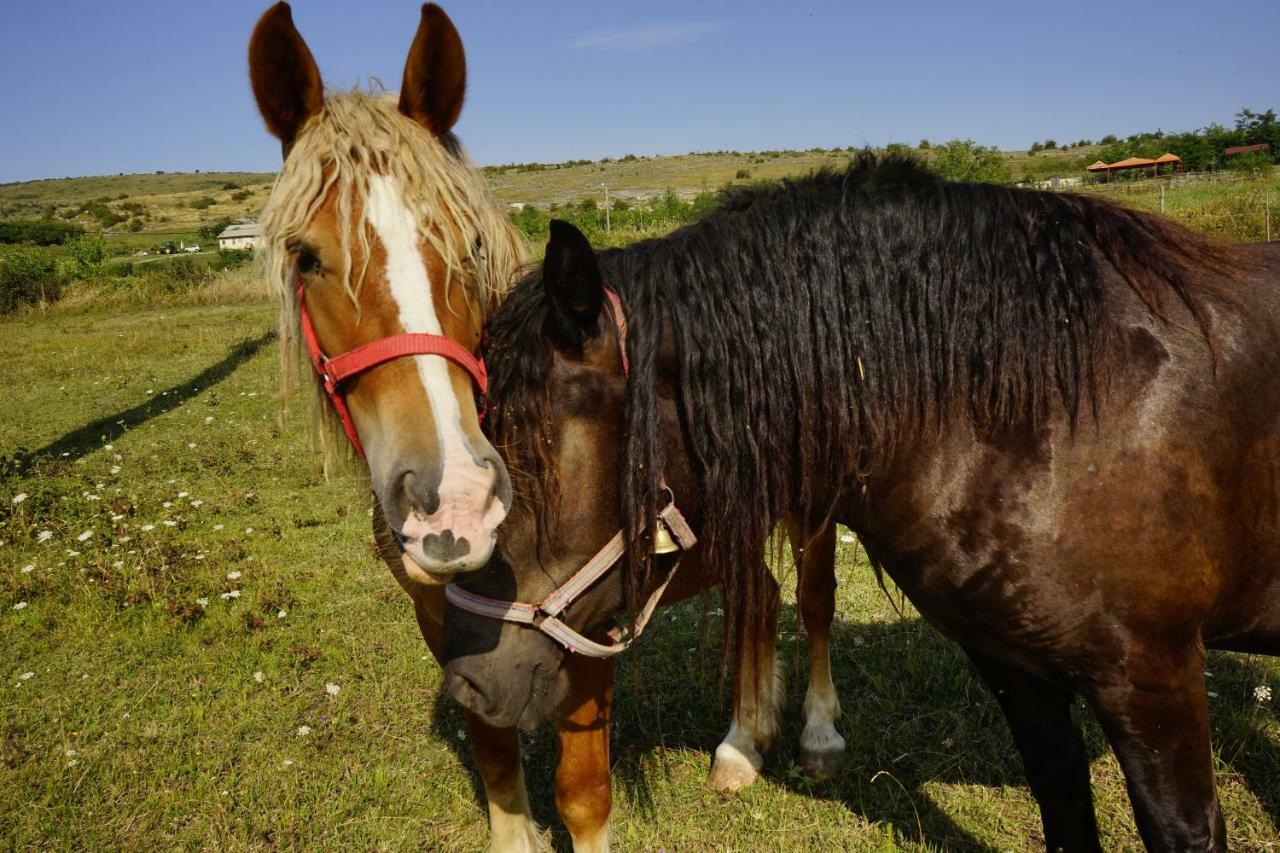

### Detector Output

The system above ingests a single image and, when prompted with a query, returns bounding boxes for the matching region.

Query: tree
[930,140,1013,184]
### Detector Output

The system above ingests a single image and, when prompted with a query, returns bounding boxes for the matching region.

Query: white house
[216,222,262,251]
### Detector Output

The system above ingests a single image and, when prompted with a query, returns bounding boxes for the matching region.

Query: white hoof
[708,740,763,793]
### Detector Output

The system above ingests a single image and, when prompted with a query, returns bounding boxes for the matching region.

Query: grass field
[2,298,1278,850]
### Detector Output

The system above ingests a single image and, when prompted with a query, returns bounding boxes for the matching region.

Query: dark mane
[485,152,1244,686]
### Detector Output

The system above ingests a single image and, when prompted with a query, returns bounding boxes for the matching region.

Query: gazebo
[1086,153,1182,181]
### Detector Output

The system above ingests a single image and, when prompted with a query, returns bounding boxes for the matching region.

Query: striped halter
[445,288,697,657]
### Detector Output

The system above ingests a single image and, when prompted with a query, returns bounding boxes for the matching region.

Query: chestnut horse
[444,158,1280,850]
[249,4,677,849]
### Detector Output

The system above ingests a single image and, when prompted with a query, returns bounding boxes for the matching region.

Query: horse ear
[248,2,324,155]
[543,220,605,348]
[399,4,467,137]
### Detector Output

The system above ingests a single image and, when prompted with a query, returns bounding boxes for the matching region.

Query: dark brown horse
[444,158,1280,850]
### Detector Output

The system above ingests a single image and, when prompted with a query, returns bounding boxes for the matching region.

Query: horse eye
[297,248,322,276]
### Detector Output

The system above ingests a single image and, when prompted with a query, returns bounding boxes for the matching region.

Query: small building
[216,222,261,251]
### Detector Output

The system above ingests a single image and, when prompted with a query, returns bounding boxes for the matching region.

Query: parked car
[183,244,201,253]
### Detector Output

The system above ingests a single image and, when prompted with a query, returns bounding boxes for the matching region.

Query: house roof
[217,222,261,239]
[1086,160,1109,171]
[1224,142,1270,156]
[1153,152,1182,163]
[1108,156,1157,169]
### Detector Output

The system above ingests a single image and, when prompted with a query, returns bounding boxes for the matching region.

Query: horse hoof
[708,742,762,793]
[799,748,845,781]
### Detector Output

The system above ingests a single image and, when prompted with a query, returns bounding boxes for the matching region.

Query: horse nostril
[396,469,440,518]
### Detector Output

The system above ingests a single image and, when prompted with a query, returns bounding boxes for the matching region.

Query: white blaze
[365,173,468,460]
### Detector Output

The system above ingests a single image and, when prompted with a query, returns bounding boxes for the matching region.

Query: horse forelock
[258,89,528,472]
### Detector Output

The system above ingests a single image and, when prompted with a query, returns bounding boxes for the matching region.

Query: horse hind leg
[708,572,783,794]
[789,518,846,780]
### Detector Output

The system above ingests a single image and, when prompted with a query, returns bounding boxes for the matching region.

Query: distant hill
[0,145,1102,236]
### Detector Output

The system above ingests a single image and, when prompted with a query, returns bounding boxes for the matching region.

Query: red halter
[296,275,488,458]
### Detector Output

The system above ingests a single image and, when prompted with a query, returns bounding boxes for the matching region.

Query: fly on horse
[444,156,1280,850]
[249,4,663,849]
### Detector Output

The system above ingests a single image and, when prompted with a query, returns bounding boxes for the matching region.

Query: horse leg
[787,517,846,780]
[964,648,1101,852]
[376,506,541,850]
[1085,642,1225,851]
[708,571,781,793]
[555,655,614,853]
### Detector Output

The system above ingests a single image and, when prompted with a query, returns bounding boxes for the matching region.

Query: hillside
[0,145,1101,240]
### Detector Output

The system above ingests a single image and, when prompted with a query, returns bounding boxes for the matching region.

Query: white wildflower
[190,500,204,508]
[204,416,214,423]
[220,590,241,600]
[110,466,121,475]
[162,502,172,508]
[213,524,224,531]
[281,759,294,767]
[19,672,33,680]
[37,531,53,543]
[244,527,253,534]
[226,571,241,580]
[296,725,311,736]
[196,598,209,608]
[1256,685,1273,704]
[162,520,177,527]
[178,492,189,499]
[21,564,34,574]
[277,610,287,619]
[13,602,28,610]
[187,443,197,449]
[11,493,27,505]
[325,683,340,696]
[253,671,265,683]
[76,530,93,542]
[140,524,155,532]
[839,534,855,544]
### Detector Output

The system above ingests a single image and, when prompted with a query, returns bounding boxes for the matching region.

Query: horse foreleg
[1086,641,1225,851]
[708,571,781,793]
[555,655,613,853]
[788,517,846,780]
[406,583,541,851]
[964,648,1101,852]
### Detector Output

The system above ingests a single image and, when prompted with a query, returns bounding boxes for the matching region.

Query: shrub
[930,139,1013,184]
[735,168,752,179]
[0,219,84,245]
[198,217,234,241]
[67,235,107,277]
[1043,139,1058,149]
[191,197,216,210]
[231,190,252,201]
[0,247,63,313]
[222,182,241,190]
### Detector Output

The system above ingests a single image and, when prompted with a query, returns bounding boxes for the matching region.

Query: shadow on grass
[426,604,1279,850]
[3,329,275,478]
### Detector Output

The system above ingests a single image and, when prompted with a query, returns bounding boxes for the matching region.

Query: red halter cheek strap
[295,275,488,458]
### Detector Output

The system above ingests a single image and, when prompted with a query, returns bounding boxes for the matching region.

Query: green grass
[2,302,1278,849]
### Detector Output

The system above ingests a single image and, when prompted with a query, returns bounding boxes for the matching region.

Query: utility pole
[1159,183,1165,213]
[601,183,611,233]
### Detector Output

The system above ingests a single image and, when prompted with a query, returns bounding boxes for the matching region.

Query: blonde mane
[258,89,529,471]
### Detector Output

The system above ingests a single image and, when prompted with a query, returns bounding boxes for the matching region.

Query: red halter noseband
[296,274,487,457]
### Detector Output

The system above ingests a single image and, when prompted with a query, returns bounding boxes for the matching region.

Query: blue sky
[2,0,1277,183]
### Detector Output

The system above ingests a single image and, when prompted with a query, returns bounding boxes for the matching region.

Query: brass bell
[652,518,680,554]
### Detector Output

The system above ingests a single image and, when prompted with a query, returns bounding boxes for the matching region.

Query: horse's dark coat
[445,154,1280,850]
